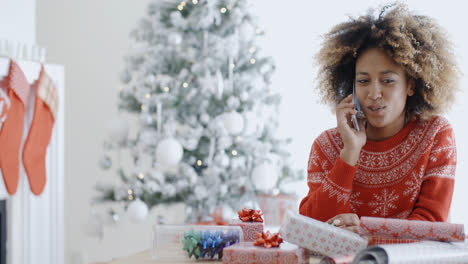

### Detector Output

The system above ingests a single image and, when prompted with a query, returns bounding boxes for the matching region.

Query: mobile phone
[351,81,364,131]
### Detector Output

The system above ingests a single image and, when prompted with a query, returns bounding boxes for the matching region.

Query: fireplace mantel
[0,58,64,264]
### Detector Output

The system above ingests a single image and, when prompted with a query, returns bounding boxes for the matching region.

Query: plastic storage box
[152,224,244,262]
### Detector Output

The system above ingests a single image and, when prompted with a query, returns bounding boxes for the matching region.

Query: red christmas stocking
[23,66,58,195]
[0,60,31,195]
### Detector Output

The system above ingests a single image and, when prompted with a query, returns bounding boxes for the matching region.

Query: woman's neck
[366,113,407,142]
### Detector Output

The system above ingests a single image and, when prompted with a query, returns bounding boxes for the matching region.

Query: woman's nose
[367,82,382,100]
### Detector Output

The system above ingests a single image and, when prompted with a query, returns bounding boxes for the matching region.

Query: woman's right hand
[336,94,366,166]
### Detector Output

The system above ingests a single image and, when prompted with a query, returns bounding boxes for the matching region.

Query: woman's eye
[383,79,394,84]
[357,79,368,84]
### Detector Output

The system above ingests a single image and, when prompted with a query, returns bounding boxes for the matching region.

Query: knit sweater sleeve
[407,122,456,222]
[299,133,358,222]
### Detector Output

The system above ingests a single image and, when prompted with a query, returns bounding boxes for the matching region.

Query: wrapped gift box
[152,224,243,262]
[223,242,308,264]
[279,211,368,258]
[360,216,465,242]
[230,219,263,242]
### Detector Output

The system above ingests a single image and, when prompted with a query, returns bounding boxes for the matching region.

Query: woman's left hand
[326,213,360,234]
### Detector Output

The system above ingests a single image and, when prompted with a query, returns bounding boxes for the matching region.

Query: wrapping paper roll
[352,240,468,264]
[279,211,368,258]
[359,216,465,242]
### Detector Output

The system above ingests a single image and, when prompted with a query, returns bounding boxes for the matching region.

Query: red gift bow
[238,208,264,222]
[253,231,283,248]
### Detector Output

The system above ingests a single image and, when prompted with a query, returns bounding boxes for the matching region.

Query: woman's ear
[407,78,415,96]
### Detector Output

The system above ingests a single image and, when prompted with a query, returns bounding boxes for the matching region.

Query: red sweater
[299,116,456,222]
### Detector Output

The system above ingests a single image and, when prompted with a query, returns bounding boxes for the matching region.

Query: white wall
[37,0,468,262]
[36,1,158,263]
[0,0,36,44]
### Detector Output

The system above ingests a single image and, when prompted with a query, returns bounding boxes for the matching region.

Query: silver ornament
[99,155,112,170]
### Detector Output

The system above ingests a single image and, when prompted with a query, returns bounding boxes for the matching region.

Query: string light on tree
[178,1,186,11]
[193,159,207,173]
[138,173,145,180]
[250,58,256,64]
[141,104,146,111]
[163,86,170,93]
[145,93,151,99]
[220,7,227,13]
[230,63,236,69]
[231,150,238,156]
[192,0,198,4]
[182,82,189,88]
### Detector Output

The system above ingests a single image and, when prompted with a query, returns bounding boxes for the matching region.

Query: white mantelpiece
[0,58,64,264]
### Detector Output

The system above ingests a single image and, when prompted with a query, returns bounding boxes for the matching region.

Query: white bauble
[251,163,278,193]
[102,210,120,225]
[200,113,210,124]
[126,199,149,223]
[156,138,183,167]
[240,91,249,101]
[223,111,244,135]
[168,32,182,46]
[107,117,129,143]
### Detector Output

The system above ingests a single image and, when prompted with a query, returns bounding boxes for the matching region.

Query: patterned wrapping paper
[359,216,465,242]
[279,211,368,258]
[222,242,308,264]
[230,219,264,242]
[367,236,420,246]
[353,240,468,264]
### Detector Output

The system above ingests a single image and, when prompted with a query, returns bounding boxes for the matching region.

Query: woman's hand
[327,213,360,234]
[336,94,366,166]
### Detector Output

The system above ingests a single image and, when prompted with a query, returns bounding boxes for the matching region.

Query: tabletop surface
[93,249,323,264]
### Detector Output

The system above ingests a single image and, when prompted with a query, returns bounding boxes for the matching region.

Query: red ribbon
[238,208,263,222]
[253,231,283,248]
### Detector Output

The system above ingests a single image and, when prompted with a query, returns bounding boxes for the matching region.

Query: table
[94,249,324,263]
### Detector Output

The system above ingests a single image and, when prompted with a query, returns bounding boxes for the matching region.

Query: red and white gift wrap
[359,216,465,242]
[223,242,308,264]
[279,211,368,258]
[230,219,263,242]
[367,236,420,246]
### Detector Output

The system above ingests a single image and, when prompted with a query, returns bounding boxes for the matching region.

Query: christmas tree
[96,0,303,223]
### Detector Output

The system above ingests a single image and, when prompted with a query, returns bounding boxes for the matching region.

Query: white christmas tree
[96,0,303,224]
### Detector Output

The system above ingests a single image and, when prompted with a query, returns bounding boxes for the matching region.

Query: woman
[299,3,459,233]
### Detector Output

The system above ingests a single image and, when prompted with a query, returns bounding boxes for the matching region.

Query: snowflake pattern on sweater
[299,116,456,222]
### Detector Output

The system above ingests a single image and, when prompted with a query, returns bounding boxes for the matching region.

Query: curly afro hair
[316,2,460,120]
